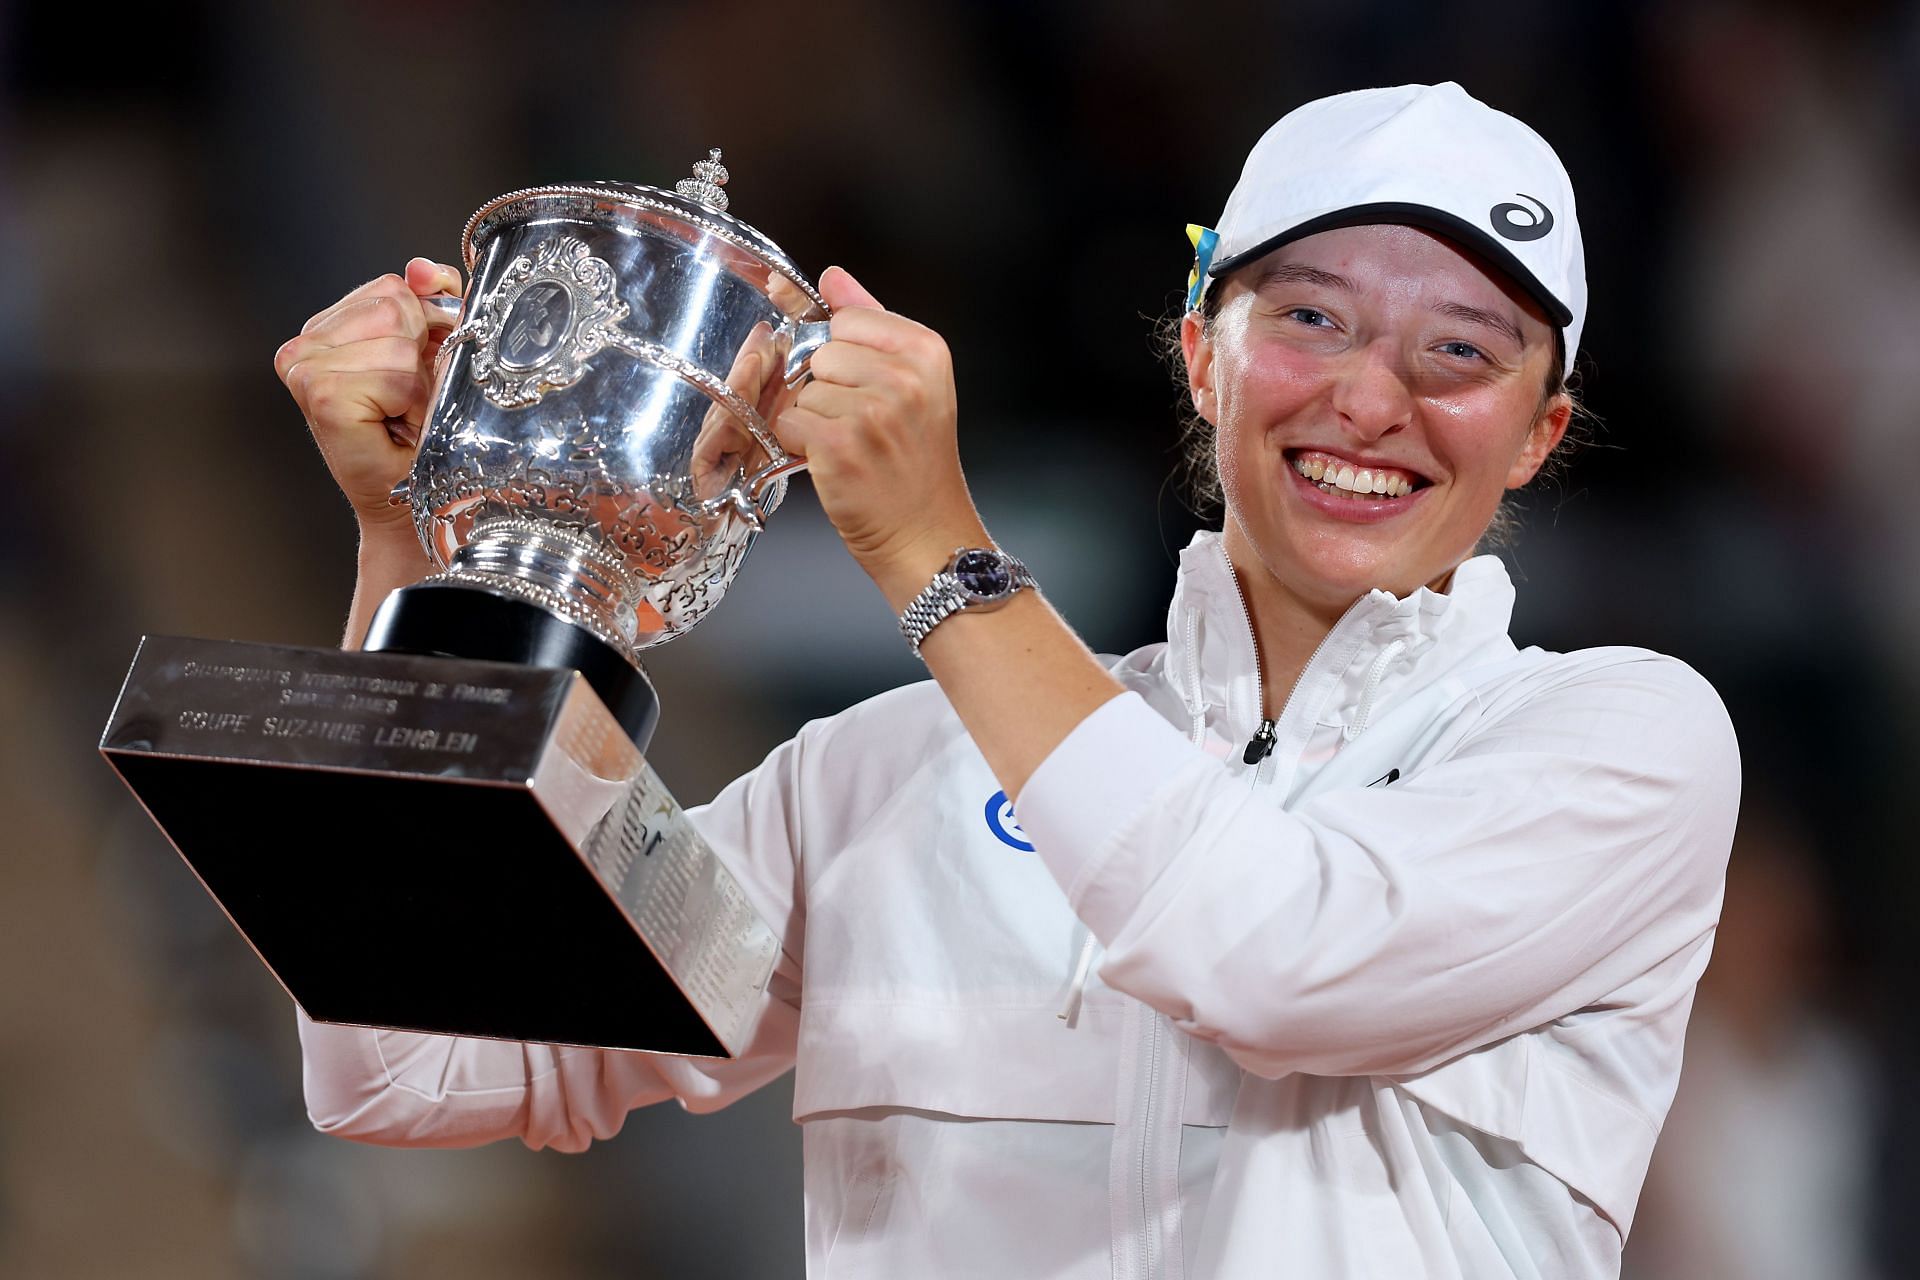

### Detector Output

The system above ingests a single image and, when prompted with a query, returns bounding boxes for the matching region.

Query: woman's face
[1183,224,1570,615]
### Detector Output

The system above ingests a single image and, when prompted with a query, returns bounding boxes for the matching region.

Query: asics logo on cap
[1489,194,1554,242]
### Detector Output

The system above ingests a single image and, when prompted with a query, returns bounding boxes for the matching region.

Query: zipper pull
[1242,718,1276,765]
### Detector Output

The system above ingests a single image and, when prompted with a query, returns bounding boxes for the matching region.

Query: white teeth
[1293,453,1419,497]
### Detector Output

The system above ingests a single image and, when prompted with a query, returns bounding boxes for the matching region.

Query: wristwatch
[898,546,1037,658]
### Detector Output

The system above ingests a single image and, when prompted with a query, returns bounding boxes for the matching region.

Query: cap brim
[1207,201,1573,328]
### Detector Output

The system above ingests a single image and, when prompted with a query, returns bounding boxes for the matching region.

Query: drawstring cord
[1344,638,1407,742]
[1058,929,1100,1027]
[1059,609,1212,1028]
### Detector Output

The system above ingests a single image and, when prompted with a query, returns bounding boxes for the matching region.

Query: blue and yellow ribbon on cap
[1186,224,1220,311]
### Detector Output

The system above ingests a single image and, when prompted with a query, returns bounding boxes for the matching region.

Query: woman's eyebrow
[1256,263,1356,292]
[1432,300,1523,347]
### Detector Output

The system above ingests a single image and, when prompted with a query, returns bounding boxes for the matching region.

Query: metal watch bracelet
[898,549,1036,659]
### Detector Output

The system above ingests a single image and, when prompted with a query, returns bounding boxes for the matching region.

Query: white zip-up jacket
[299,531,1739,1278]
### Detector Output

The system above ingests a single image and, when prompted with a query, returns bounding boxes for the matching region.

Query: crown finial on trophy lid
[675,148,731,212]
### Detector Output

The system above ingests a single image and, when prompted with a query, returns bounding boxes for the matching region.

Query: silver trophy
[376,149,832,736]
[99,154,824,1056]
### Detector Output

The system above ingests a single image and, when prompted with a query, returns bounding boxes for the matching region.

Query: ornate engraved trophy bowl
[368,153,830,742]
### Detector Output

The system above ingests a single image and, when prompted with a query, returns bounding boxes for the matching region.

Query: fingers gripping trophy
[99,154,828,1057]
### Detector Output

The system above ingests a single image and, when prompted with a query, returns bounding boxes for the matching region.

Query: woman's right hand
[274,258,463,536]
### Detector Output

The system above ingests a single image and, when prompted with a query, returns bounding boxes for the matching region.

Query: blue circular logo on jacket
[984,790,1034,851]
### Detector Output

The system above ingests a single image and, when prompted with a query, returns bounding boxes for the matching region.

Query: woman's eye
[1438,340,1485,361]
[1286,307,1334,328]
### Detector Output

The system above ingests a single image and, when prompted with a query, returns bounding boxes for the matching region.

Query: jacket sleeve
[297,726,811,1153]
[1011,654,1739,1079]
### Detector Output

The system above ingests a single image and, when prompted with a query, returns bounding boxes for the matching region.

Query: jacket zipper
[1110,609,1218,1278]
[1219,545,1273,768]
[1258,618,1355,789]
[1218,542,1367,787]
[1241,721,1276,765]
[1136,1005,1163,1278]
[1115,540,1379,1276]
[1115,543,1275,1275]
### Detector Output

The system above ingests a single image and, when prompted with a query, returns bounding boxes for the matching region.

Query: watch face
[953,549,1014,600]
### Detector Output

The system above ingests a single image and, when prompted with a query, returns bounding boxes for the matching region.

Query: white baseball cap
[1193,82,1585,380]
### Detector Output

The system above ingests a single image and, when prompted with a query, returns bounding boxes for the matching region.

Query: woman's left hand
[772,266,990,600]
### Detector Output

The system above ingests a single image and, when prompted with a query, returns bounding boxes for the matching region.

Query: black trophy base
[365,582,660,749]
[99,636,779,1058]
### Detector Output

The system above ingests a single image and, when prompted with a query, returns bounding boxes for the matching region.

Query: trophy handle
[697,453,810,533]
[381,294,466,501]
[746,453,809,496]
[779,317,832,390]
[696,315,829,528]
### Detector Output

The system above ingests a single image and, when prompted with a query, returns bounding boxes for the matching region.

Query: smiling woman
[1191,223,1570,633]
[1172,237,1583,558]
[287,81,1737,1280]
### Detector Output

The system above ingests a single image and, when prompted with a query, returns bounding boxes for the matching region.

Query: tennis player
[279,82,1739,1278]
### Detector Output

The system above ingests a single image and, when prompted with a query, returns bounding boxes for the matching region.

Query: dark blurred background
[3,1,1916,1276]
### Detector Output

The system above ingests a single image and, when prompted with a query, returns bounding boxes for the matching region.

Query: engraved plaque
[100,636,780,1057]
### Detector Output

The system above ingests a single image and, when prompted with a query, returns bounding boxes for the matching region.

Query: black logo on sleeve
[1366,768,1401,788]
[1490,195,1553,242]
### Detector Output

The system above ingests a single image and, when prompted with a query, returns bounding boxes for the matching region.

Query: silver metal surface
[783,318,833,389]
[408,158,830,657]
[898,549,1038,658]
[674,148,731,212]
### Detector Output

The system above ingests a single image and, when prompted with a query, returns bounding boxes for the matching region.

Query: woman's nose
[1328,337,1414,441]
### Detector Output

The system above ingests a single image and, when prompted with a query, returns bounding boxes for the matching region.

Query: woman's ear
[1181,309,1218,425]
[1505,392,1572,489]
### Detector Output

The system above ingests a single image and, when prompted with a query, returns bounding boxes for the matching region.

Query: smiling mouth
[1286,449,1430,500]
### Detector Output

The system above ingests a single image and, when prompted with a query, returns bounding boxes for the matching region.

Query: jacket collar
[1164,530,1519,743]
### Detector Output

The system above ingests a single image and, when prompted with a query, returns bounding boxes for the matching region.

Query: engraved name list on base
[588,767,780,1054]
